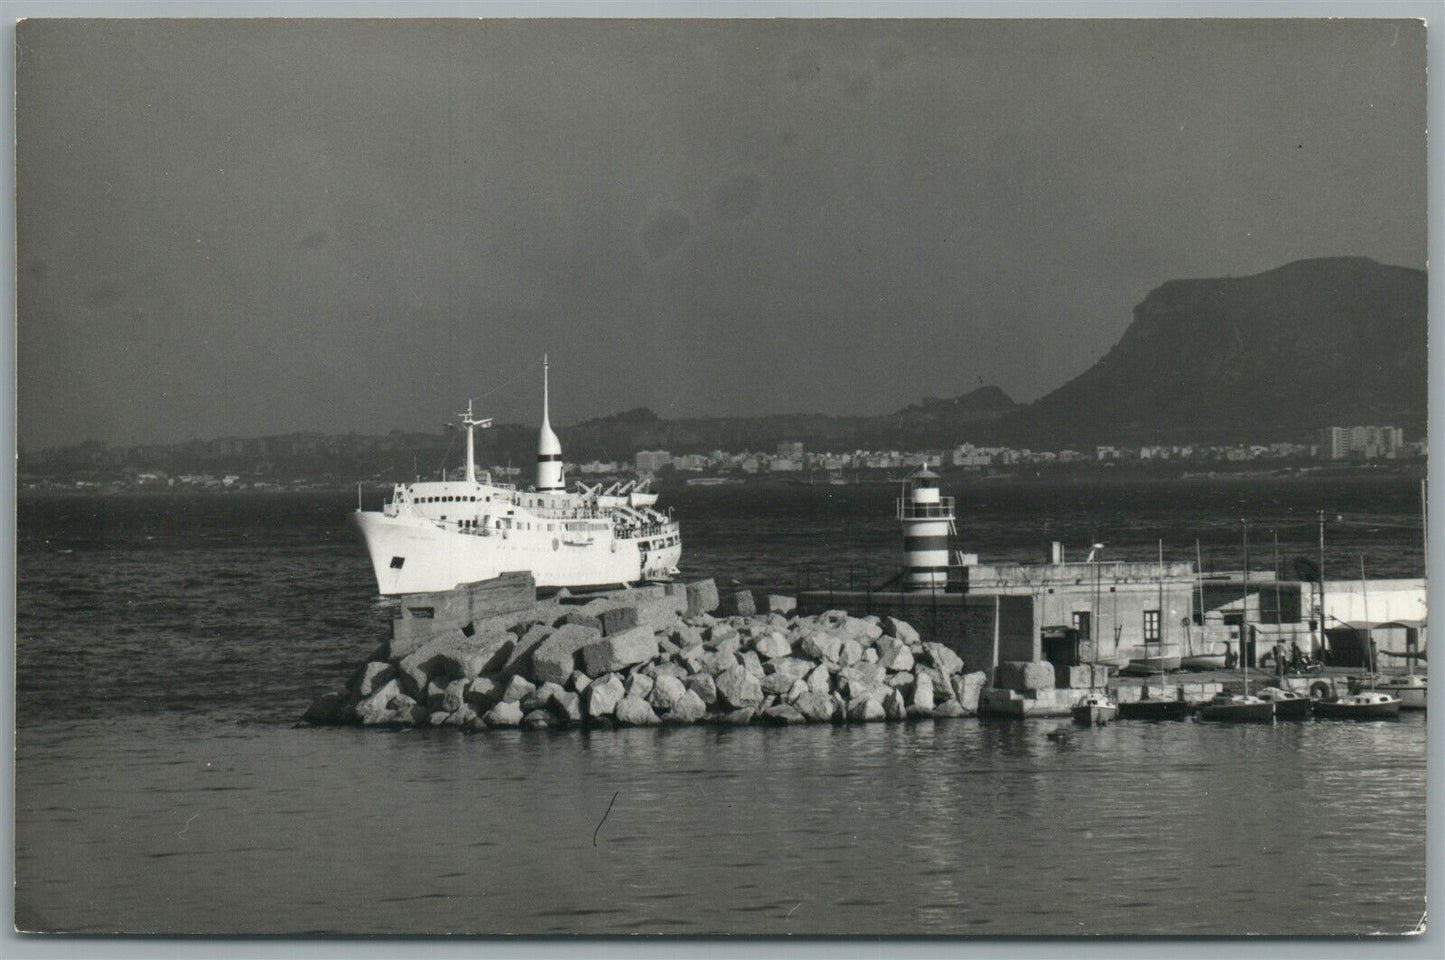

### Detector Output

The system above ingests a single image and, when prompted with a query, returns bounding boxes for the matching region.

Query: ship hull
[352,510,681,595]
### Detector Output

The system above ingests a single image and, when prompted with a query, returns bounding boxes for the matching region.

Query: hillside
[559,386,1020,460]
[1000,257,1427,446]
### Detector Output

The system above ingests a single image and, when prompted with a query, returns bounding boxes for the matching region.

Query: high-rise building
[1319,426,1406,460]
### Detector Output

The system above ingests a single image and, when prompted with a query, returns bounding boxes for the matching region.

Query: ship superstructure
[352,359,681,595]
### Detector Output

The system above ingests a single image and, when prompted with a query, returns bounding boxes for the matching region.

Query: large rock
[701,651,737,676]
[761,672,797,697]
[739,651,765,678]
[837,639,864,667]
[767,595,797,615]
[465,675,503,710]
[522,709,555,730]
[784,679,809,703]
[583,674,625,718]
[876,637,915,673]
[678,644,708,673]
[625,672,655,700]
[801,631,845,663]
[922,642,964,676]
[806,663,832,695]
[716,667,764,709]
[761,703,805,724]
[599,605,640,636]
[754,632,793,659]
[567,671,592,693]
[884,616,921,645]
[686,673,718,705]
[483,701,524,728]
[649,674,688,712]
[911,672,936,711]
[717,708,755,726]
[686,579,720,616]
[847,697,886,722]
[845,617,884,641]
[558,609,603,633]
[551,689,583,723]
[301,691,345,725]
[667,689,709,723]
[502,623,553,677]
[580,625,660,677]
[994,661,1056,693]
[532,623,604,685]
[883,688,907,720]
[614,697,661,726]
[502,675,536,703]
[353,661,396,697]
[933,700,966,718]
[442,679,467,714]
[794,691,836,722]
[356,679,404,722]
[768,657,814,682]
[953,671,988,713]
[672,623,704,650]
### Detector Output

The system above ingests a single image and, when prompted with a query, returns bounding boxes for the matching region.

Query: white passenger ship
[352,360,682,596]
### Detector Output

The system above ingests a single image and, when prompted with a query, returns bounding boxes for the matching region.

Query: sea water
[14,477,1428,934]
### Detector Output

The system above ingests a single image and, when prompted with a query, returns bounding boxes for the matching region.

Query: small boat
[1312,692,1402,720]
[1072,693,1118,726]
[1374,674,1427,710]
[1120,655,1182,677]
[1197,693,1275,723]
[1116,697,1192,721]
[1179,654,1228,672]
[1256,686,1312,719]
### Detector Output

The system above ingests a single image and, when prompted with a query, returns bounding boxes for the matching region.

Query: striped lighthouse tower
[536,355,565,493]
[898,467,955,592]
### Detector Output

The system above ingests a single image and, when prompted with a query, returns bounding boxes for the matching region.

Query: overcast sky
[16,18,1426,449]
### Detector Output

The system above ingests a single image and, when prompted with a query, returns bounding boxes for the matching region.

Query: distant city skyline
[17,18,1427,449]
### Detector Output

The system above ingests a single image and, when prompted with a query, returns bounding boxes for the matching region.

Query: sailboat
[1374,482,1427,710]
[1198,520,1275,723]
[1180,538,1228,671]
[1118,540,1190,721]
[1312,556,1402,720]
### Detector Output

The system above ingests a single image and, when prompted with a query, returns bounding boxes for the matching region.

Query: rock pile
[301,579,987,731]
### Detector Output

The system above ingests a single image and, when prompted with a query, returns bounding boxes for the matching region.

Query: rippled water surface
[14,478,1428,934]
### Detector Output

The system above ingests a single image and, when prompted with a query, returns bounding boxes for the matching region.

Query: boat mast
[1318,509,1328,662]
[1241,518,1250,695]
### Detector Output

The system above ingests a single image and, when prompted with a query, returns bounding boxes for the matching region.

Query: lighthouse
[898,467,955,591]
[536,355,565,493]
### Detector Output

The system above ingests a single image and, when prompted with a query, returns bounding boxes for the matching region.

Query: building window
[1144,609,1161,643]
[1072,611,1092,641]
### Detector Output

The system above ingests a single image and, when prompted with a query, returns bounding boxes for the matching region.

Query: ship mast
[455,399,493,484]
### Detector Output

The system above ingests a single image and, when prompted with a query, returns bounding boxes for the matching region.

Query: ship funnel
[536,354,564,492]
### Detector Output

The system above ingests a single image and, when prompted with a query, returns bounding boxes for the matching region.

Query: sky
[15,17,1427,450]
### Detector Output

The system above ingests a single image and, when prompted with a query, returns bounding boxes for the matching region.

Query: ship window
[390,556,405,569]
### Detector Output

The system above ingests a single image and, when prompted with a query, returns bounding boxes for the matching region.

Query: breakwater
[301,575,992,729]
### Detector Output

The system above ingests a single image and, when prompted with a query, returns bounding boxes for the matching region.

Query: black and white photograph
[10,9,1432,942]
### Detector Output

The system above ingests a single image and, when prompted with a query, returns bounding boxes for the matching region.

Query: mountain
[559,386,1020,460]
[1000,257,1427,446]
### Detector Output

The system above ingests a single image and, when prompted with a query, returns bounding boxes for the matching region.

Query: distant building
[1320,425,1406,460]
[777,441,804,459]
[634,450,673,474]
[769,457,803,472]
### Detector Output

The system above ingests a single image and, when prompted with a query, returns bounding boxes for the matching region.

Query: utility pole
[1318,509,1328,660]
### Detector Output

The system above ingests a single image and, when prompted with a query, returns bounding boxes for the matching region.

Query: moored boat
[1179,654,1228,671]
[1116,697,1192,721]
[1256,686,1312,719]
[1197,693,1275,723]
[1071,693,1118,726]
[1312,692,1402,720]
[1374,674,1427,710]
